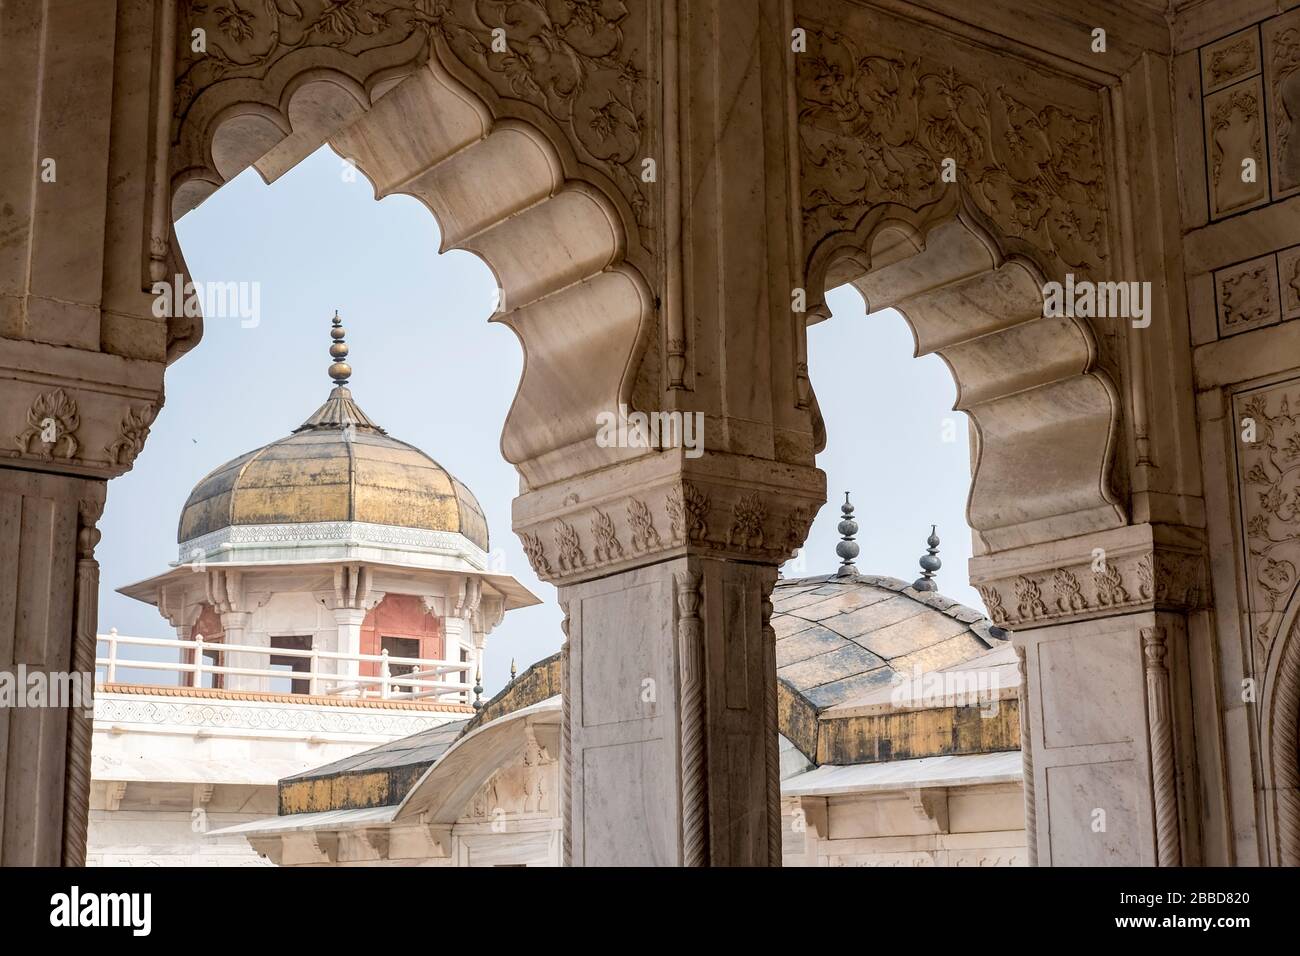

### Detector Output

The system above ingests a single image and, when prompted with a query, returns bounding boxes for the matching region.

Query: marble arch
[5,0,1300,869]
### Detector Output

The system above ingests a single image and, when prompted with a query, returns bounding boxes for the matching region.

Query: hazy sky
[97,145,981,696]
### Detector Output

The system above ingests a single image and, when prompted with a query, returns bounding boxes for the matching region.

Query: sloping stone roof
[773,572,1004,711]
[278,719,468,814]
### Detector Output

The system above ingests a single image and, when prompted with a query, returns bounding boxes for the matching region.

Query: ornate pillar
[0,470,106,865]
[972,526,1207,866]
[0,0,182,864]
[519,462,821,866]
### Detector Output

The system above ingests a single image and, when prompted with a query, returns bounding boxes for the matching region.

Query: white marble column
[0,469,106,865]
[332,607,367,693]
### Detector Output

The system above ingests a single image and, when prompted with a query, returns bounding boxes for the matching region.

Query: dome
[177,314,489,554]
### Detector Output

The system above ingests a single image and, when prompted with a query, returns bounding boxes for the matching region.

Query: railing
[95,629,473,702]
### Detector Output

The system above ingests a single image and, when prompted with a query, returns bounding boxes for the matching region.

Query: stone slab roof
[773,572,1004,711]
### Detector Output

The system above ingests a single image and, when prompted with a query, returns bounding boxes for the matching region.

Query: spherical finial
[472,666,484,711]
[912,524,941,591]
[510,658,518,683]
[327,310,352,386]
[835,491,859,576]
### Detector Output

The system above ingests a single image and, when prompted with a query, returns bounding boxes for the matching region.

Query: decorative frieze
[971,541,1206,630]
[516,468,823,585]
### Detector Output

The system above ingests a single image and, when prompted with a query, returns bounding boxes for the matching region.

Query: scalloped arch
[804,189,1125,553]
[170,20,654,490]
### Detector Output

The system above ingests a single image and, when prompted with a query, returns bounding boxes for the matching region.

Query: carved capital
[970,525,1208,630]
[513,452,825,585]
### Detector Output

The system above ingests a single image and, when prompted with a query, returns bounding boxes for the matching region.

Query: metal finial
[912,524,941,591]
[472,666,484,710]
[509,658,517,683]
[835,491,859,576]
[327,310,352,386]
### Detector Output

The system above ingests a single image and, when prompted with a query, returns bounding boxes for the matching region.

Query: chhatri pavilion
[87,316,538,866]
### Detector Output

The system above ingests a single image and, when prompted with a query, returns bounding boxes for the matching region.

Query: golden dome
[177,315,489,552]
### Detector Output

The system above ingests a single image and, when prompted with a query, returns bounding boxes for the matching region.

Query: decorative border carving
[179,520,489,566]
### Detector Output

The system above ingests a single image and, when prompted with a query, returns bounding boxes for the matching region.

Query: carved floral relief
[1204,77,1269,218]
[796,27,1109,273]
[1235,380,1300,658]
[1215,254,1282,337]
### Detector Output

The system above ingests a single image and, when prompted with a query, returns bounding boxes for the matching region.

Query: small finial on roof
[835,491,859,577]
[911,525,941,591]
[472,666,484,710]
[327,310,352,386]
[510,658,517,683]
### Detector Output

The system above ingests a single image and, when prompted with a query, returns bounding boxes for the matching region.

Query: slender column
[332,607,367,691]
[63,498,103,866]
[1143,625,1183,867]
[1014,644,1037,866]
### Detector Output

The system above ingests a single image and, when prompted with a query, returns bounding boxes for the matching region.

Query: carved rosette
[515,475,822,585]
[972,548,1207,629]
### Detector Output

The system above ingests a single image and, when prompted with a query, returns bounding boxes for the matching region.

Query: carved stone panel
[1201,26,1261,95]
[796,1,1109,276]
[1215,254,1282,337]
[1233,376,1300,667]
[1263,10,1300,201]
[1203,77,1269,219]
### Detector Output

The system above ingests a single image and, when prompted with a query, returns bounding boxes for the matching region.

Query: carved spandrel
[795,19,1109,275]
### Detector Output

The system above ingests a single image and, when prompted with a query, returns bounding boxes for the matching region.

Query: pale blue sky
[97,145,981,696]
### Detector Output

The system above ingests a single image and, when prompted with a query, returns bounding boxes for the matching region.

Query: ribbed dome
[178,384,489,551]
